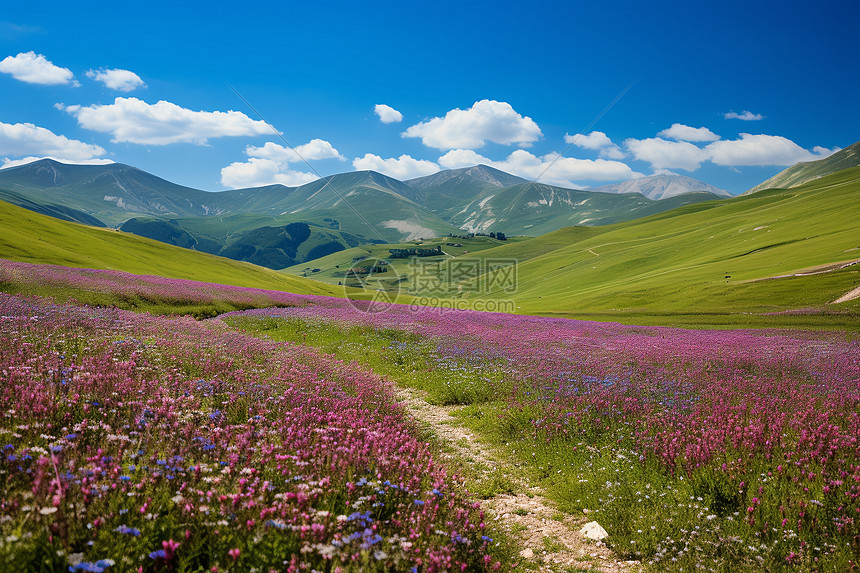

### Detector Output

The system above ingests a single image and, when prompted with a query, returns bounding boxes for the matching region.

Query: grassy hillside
[283,235,527,293]
[746,140,860,194]
[0,198,343,296]
[419,167,860,327]
[118,215,363,269]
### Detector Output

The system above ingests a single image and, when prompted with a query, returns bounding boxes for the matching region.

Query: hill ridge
[745,141,860,194]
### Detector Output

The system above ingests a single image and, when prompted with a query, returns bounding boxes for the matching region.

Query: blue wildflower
[68,559,114,572]
[114,525,141,536]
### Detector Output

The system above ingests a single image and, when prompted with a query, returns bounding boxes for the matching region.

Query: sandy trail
[832,284,860,304]
[397,387,639,572]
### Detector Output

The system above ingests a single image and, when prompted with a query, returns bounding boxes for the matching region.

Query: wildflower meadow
[1,258,858,571]
[228,302,860,571]
[0,284,501,571]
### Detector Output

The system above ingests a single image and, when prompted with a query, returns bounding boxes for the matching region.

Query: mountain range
[408,168,730,235]
[0,159,730,269]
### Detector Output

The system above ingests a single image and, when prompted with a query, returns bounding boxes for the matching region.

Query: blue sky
[0,0,857,194]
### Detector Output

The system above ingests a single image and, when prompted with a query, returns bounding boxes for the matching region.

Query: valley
[2,4,857,572]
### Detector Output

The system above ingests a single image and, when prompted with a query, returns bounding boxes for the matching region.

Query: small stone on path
[520,548,534,559]
[580,521,609,540]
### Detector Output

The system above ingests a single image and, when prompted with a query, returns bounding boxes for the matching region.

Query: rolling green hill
[410,167,860,326]
[0,198,343,296]
[283,234,527,292]
[746,141,860,194]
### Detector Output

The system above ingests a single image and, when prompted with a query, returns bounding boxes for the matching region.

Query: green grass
[226,315,509,406]
[415,168,860,328]
[0,198,343,296]
[282,235,528,291]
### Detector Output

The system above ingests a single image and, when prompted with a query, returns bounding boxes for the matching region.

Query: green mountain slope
[246,171,458,242]
[0,198,342,296]
[0,160,229,225]
[117,216,364,269]
[746,141,860,194]
[409,165,723,236]
[408,164,527,191]
[423,167,860,323]
[439,182,722,235]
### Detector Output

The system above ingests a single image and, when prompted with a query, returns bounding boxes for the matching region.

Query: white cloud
[724,110,764,121]
[627,131,839,171]
[625,137,709,171]
[402,99,542,150]
[0,121,106,164]
[374,104,402,124]
[564,131,625,159]
[86,68,145,92]
[437,149,494,169]
[0,51,77,85]
[439,148,640,188]
[499,150,639,187]
[812,145,840,157]
[657,123,720,142]
[706,134,838,166]
[220,158,318,189]
[246,139,344,163]
[220,138,344,189]
[352,153,440,179]
[2,156,114,169]
[60,97,271,145]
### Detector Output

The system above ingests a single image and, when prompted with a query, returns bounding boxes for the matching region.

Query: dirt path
[832,284,860,304]
[397,388,640,572]
[755,258,860,282]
